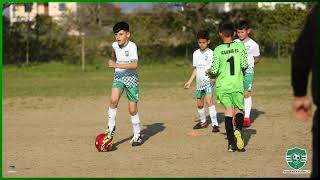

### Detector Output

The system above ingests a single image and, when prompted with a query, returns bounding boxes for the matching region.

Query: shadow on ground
[112,122,166,149]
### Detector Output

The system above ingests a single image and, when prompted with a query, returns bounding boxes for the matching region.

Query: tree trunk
[26,12,30,65]
[185,45,188,59]
[277,42,281,62]
[81,34,85,71]
[8,24,11,64]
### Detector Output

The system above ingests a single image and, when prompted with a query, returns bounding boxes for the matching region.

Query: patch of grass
[2,58,291,98]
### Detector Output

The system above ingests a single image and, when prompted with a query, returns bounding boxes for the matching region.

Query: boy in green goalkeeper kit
[208,22,248,152]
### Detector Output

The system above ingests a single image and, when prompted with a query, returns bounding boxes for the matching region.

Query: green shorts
[196,86,214,99]
[244,73,254,92]
[216,92,244,110]
[112,81,139,102]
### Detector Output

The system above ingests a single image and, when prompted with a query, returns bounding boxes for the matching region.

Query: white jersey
[235,38,260,73]
[112,41,139,88]
[192,48,214,90]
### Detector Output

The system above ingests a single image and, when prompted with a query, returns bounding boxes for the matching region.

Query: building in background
[257,2,306,10]
[4,2,307,23]
[214,2,306,12]
[6,2,77,23]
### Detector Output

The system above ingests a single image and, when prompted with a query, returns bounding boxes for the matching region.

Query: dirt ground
[2,88,313,177]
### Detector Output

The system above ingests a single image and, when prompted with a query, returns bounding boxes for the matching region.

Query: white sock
[107,107,117,132]
[131,113,141,138]
[197,108,206,123]
[208,105,218,126]
[244,96,252,118]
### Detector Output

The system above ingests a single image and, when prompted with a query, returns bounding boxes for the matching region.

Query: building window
[24,3,33,13]
[59,3,66,11]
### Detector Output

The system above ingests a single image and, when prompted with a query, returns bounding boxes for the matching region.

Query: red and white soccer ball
[95,133,112,152]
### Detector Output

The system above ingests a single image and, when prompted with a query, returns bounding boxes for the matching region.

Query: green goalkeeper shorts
[243,73,254,92]
[112,81,139,102]
[216,92,244,110]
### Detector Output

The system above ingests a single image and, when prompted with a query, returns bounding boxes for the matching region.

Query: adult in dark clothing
[291,4,318,178]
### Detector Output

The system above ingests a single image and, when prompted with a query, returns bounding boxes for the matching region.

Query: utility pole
[81,32,85,71]
[78,4,85,71]
[24,3,33,65]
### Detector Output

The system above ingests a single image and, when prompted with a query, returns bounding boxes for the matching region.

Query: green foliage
[2,57,290,98]
[32,15,67,62]
[3,14,68,64]
[3,3,310,65]
[3,16,27,64]
[61,36,81,64]
[3,16,11,64]
[254,6,307,57]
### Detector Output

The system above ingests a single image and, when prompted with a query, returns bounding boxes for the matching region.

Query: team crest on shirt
[246,45,250,52]
[125,51,129,57]
[205,55,208,61]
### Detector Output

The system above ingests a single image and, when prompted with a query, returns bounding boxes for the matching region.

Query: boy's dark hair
[236,20,250,30]
[113,21,129,33]
[197,30,210,40]
[218,22,235,37]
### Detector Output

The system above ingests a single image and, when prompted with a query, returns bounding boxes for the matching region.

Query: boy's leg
[225,107,236,151]
[107,86,123,133]
[205,87,219,132]
[233,92,245,151]
[218,93,236,151]
[197,97,206,123]
[128,101,140,137]
[205,93,218,127]
[243,73,254,127]
[194,90,208,129]
[234,108,245,151]
[234,109,244,131]
[126,86,143,146]
[244,91,252,126]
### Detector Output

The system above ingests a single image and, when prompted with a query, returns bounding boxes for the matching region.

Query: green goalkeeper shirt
[210,42,248,94]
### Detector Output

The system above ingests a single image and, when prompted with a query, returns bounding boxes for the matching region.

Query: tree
[61,2,121,70]
[33,14,66,62]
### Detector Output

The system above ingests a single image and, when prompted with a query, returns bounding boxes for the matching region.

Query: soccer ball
[95,133,113,152]
[293,153,301,161]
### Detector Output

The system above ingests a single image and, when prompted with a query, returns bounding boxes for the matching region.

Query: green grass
[2,57,291,98]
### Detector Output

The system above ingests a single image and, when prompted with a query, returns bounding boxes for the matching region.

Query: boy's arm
[184,68,196,89]
[253,44,261,65]
[109,61,138,70]
[109,43,138,70]
[107,48,116,66]
[240,44,248,70]
[254,56,261,65]
[109,61,138,69]
[111,49,116,61]
[209,51,219,77]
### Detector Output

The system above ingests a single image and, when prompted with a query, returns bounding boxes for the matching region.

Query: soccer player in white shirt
[106,22,142,147]
[235,20,261,127]
[184,30,219,133]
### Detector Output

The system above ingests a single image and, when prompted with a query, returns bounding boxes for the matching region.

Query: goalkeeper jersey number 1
[210,42,248,94]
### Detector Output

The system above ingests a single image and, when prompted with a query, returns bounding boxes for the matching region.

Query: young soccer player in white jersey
[235,20,261,127]
[105,21,142,147]
[184,30,219,133]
